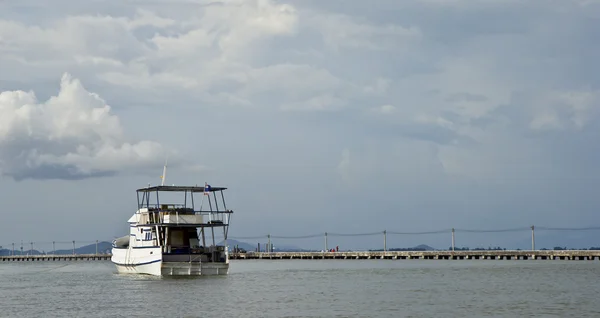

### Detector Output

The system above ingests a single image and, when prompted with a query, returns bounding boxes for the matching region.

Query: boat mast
[159,157,168,250]
[160,156,168,186]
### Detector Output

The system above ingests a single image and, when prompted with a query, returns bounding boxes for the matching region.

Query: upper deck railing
[136,184,230,213]
[133,206,232,227]
[136,205,233,215]
[135,185,228,193]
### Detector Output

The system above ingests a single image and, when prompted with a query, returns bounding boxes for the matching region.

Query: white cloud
[241,64,343,96]
[558,89,600,129]
[372,104,396,114]
[363,78,391,95]
[309,13,422,51]
[414,114,455,130]
[147,0,298,60]
[529,89,600,131]
[0,73,169,180]
[0,0,419,113]
[530,111,563,131]
[281,94,346,111]
[0,13,155,63]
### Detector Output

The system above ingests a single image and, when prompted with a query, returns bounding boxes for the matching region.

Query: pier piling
[451,228,455,252]
[531,225,535,251]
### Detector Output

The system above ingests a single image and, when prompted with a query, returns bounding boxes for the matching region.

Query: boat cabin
[129,184,233,263]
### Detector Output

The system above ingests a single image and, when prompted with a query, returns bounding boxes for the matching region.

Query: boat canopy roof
[136,185,227,193]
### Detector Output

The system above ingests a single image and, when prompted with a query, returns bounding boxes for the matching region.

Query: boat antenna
[160,156,169,186]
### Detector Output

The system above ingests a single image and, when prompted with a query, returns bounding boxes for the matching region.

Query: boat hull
[111,248,229,276]
[114,260,163,276]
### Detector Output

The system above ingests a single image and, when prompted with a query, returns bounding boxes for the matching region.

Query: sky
[1,0,600,251]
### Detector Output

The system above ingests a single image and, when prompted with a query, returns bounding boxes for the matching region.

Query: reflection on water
[1,260,600,317]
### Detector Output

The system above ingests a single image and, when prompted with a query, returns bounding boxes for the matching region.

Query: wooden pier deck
[230,250,600,261]
[0,254,111,262]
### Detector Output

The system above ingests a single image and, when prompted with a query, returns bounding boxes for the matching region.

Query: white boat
[111,181,234,276]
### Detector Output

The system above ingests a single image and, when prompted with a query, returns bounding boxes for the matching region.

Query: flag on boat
[204,182,211,194]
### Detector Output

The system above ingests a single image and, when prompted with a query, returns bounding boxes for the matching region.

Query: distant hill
[0,241,112,256]
[219,239,256,252]
[220,240,438,252]
[414,244,435,251]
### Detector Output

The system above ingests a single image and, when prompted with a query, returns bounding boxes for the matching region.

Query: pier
[2,250,600,262]
[1,254,111,262]
[230,250,600,261]
[3,225,600,263]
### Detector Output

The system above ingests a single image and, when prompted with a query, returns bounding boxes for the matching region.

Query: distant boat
[111,181,233,276]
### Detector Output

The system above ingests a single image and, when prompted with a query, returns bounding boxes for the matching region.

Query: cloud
[487,88,600,133]
[0,73,169,180]
[2,0,600,246]
[281,94,346,111]
[308,12,422,51]
[555,89,600,129]
[445,92,488,103]
[2,0,415,112]
[529,111,563,131]
[147,0,298,59]
[0,12,160,64]
[528,89,600,131]
[371,104,396,114]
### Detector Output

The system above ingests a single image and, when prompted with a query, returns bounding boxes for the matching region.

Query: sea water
[1,259,600,317]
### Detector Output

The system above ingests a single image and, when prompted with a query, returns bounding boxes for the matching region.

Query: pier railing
[224,225,600,252]
[2,225,600,257]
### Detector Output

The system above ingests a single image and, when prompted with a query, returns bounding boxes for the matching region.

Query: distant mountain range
[222,240,439,252]
[0,241,112,256]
